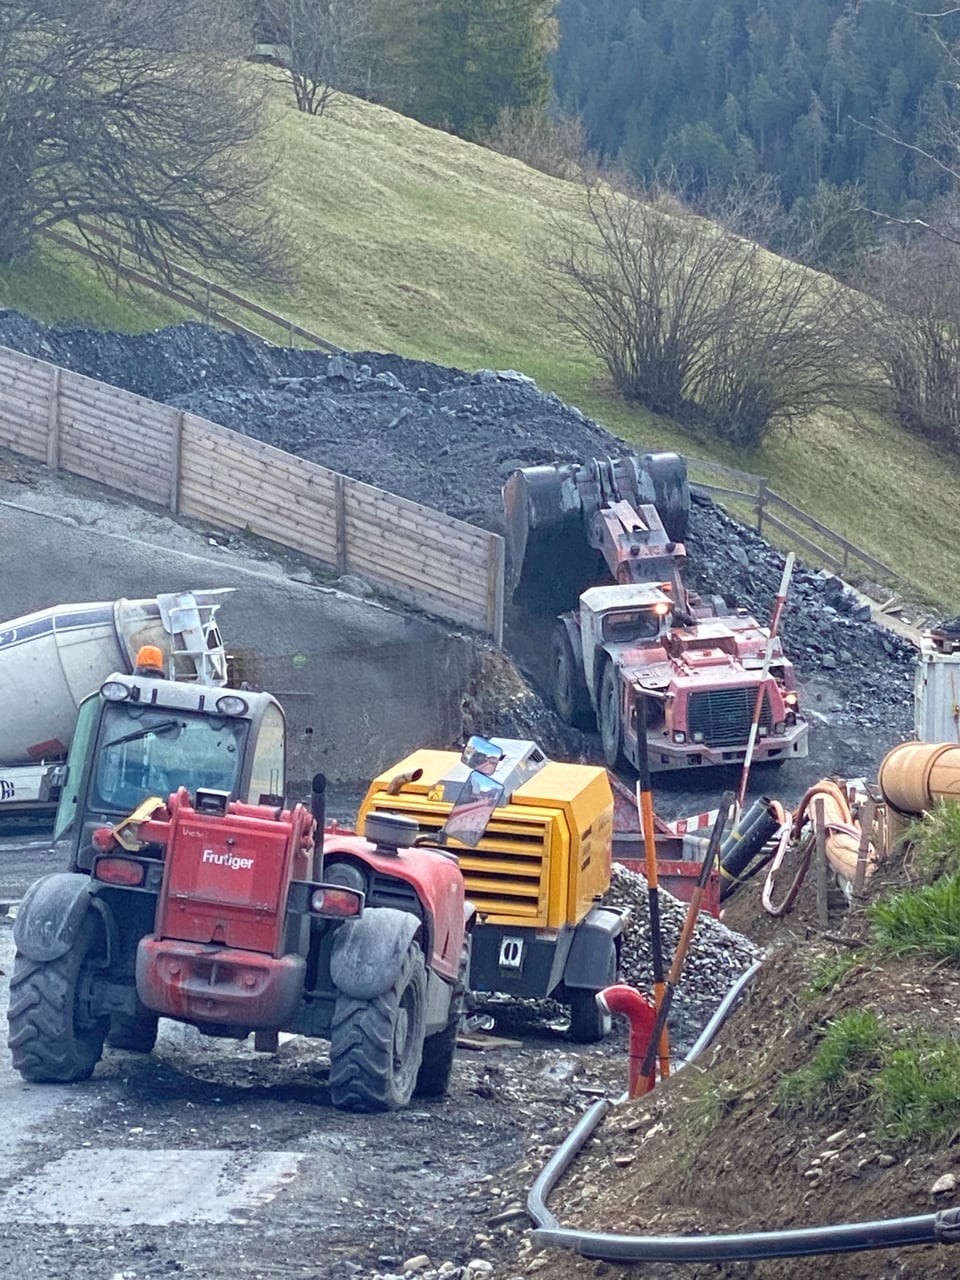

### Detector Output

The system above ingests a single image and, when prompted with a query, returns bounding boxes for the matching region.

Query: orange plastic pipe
[878,741,960,816]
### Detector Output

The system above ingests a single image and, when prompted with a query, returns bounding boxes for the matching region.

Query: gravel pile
[0,312,919,762]
[606,862,761,1053]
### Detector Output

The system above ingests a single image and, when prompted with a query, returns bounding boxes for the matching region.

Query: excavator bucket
[503,453,689,614]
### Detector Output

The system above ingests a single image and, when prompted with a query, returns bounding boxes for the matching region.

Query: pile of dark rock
[0,313,919,778]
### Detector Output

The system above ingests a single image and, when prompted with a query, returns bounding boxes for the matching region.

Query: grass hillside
[0,84,956,610]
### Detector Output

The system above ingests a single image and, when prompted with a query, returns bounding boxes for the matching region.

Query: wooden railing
[681,455,897,582]
[0,344,504,641]
[41,226,344,354]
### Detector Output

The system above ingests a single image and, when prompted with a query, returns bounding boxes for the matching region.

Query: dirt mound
[527,946,960,1280]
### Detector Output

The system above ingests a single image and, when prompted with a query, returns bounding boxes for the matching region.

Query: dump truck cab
[571,583,806,773]
[579,583,673,698]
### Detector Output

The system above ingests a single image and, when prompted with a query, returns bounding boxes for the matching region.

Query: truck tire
[551,624,595,730]
[7,912,109,1083]
[414,987,462,1099]
[329,943,427,1113]
[599,661,625,770]
[107,1010,159,1054]
[568,989,614,1045]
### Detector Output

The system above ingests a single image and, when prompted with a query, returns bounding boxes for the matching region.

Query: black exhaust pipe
[310,772,327,880]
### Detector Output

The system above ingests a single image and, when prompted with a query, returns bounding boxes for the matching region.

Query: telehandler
[7,655,503,1112]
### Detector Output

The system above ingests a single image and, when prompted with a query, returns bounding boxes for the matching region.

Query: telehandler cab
[7,656,503,1112]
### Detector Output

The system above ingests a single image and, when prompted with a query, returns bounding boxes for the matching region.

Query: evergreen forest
[551,0,960,212]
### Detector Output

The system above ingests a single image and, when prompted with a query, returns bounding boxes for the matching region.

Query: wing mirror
[439,769,504,849]
[460,734,503,777]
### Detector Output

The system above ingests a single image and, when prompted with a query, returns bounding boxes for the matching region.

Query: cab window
[602,609,663,644]
[92,706,245,813]
[53,695,98,841]
[247,703,285,803]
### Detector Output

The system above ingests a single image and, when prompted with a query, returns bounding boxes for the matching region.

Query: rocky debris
[0,312,921,787]
[683,495,919,742]
[606,862,760,1052]
[466,861,759,1061]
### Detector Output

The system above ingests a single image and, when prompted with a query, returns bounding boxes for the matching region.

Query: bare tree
[256,0,378,116]
[542,181,864,447]
[849,232,960,453]
[0,0,291,284]
[484,104,591,181]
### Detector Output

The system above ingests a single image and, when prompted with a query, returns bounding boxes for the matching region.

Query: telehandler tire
[7,912,109,1083]
[599,661,626,770]
[107,1009,159,1054]
[551,624,595,730]
[329,943,427,1112]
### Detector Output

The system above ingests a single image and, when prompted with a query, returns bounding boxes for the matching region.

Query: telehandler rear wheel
[7,913,109,1083]
[551,624,595,730]
[107,1009,159,1054]
[329,943,427,1113]
[599,661,626,770]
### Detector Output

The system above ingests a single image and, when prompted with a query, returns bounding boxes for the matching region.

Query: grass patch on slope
[0,81,957,608]
[777,1011,960,1143]
[0,245,187,331]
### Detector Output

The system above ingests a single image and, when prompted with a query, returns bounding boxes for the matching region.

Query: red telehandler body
[7,664,502,1111]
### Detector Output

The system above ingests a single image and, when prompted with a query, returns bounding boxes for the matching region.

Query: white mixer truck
[0,589,231,820]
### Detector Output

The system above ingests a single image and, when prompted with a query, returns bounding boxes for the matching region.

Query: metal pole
[635,695,670,1082]
[736,553,795,813]
[638,795,733,1088]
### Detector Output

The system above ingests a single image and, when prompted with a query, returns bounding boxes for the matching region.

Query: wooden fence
[41,226,344,354]
[0,345,504,641]
[681,454,897,583]
[37,222,899,594]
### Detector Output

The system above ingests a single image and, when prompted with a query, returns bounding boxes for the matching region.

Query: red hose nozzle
[599,984,658,1098]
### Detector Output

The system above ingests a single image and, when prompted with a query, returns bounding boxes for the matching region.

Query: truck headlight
[775,720,787,735]
[673,731,686,744]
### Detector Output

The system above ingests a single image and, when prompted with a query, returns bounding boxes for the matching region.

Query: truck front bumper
[648,722,809,772]
[136,937,305,1028]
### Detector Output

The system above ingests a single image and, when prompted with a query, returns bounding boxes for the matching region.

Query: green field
[1,85,956,610]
